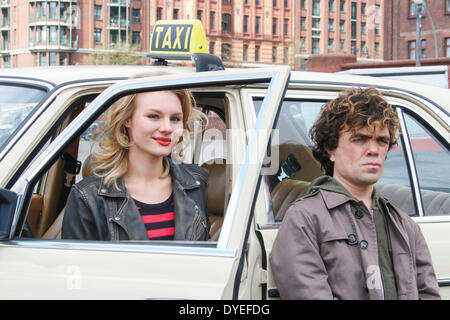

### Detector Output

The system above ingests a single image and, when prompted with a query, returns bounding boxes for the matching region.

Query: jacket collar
[97,157,201,198]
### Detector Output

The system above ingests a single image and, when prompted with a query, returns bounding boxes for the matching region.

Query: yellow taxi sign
[149,20,208,60]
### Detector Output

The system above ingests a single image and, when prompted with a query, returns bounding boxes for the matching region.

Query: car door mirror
[0,188,18,240]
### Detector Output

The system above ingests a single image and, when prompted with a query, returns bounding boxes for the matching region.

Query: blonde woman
[62,77,209,241]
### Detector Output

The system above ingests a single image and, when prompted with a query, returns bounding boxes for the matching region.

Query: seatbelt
[58,152,81,213]
[270,153,302,191]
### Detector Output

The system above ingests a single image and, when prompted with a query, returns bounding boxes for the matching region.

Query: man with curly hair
[270,87,440,300]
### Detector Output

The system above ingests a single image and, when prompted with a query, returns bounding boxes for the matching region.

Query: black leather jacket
[62,158,209,241]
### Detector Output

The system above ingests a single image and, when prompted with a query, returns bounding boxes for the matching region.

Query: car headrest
[201,158,226,217]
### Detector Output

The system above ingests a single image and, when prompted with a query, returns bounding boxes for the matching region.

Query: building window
[301,0,306,9]
[312,0,320,16]
[132,8,140,23]
[273,0,278,7]
[243,44,248,61]
[94,5,102,20]
[222,43,231,61]
[447,0,450,14]
[255,45,260,61]
[361,2,366,15]
[328,38,334,51]
[60,52,66,66]
[256,16,261,34]
[375,23,380,36]
[375,42,380,56]
[328,19,334,31]
[300,37,306,50]
[284,19,289,36]
[210,12,216,30]
[197,10,203,22]
[49,2,57,19]
[351,40,356,54]
[329,0,334,11]
[340,0,345,12]
[361,22,366,34]
[222,13,231,32]
[312,38,320,54]
[351,1,357,19]
[40,52,46,66]
[41,26,47,42]
[312,18,320,37]
[284,0,289,9]
[272,47,277,63]
[272,18,278,35]
[157,7,163,20]
[340,19,345,32]
[446,38,450,57]
[408,40,426,59]
[94,28,101,43]
[49,52,57,66]
[244,15,249,33]
[351,21,356,38]
[49,26,57,43]
[173,8,179,20]
[209,41,215,54]
[132,31,140,45]
[301,17,306,30]
[41,2,47,18]
[60,27,67,43]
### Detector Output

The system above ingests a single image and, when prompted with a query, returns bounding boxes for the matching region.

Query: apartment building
[0,0,150,68]
[0,0,386,69]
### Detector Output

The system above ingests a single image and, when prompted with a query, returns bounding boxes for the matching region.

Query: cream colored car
[0,65,448,299]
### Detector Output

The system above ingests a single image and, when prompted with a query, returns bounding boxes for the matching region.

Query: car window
[254,97,325,222]
[0,84,47,150]
[376,137,417,216]
[404,112,450,216]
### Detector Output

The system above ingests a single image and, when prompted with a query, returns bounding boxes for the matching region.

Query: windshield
[0,84,48,149]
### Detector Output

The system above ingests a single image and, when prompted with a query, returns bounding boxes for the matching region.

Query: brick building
[385,0,450,61]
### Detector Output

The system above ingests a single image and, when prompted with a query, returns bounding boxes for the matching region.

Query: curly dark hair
[310,87,400,176]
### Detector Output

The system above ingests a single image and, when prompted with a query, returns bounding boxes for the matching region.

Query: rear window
[0,84,48,149]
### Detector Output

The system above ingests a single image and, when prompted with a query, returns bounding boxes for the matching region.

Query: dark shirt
[134,194,175,240]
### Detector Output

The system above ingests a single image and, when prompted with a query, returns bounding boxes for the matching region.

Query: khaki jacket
[269,178,440,300]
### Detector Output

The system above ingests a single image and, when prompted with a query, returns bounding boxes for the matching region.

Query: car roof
[290,70,450,114]
[0,64,196,86]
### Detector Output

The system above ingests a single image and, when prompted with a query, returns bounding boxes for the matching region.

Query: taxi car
[0,20,449,299]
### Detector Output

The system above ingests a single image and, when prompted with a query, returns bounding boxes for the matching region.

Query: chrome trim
[396,109,425,217]
[438,279,450,287]
[0,77,54,91]
[0,240,237,258]
[413,215,450,223]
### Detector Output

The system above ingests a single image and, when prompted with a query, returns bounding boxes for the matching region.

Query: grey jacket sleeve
[269,204,334,299]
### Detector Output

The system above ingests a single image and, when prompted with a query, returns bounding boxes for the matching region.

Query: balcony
[28,40,78,51]
[108,17,130,29]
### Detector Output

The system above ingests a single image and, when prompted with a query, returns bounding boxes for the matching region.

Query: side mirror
[0,188,18,240]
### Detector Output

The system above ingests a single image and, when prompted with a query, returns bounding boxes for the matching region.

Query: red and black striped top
[134,194,175,240]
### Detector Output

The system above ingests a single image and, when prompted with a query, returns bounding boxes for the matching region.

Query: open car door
[0,67,289,299]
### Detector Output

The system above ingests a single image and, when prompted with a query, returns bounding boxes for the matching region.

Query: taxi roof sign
[149,20,209,60]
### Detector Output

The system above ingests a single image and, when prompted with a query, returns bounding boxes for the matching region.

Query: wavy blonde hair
[87,71,207,187]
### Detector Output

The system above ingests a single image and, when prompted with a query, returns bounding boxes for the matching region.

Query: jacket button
[347,234,358,245]
[114,216,120,221]
[359,240,369,249]
[101,188,107,193]
[196,180,200,185]
[355,210,364,219]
